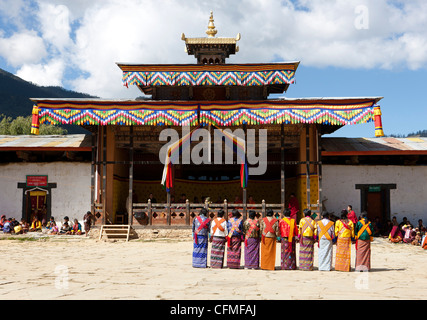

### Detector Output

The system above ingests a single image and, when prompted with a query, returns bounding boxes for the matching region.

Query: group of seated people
[44,216,83,235]
[0,214,83,235]
[388,216,427,248]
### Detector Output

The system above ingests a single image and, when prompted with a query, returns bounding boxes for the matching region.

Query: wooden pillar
[128,126,134,225]
[305,125,311,210]
[185,199,190,225]
[242,188,247,220]
[281,123,285,214]
[102,126,107,225]
[262,199,266,218]
[242,123,247,220]
[167,191,171,225]
[90,132,96,214]
[317,126,323,215]
[148,199,152,225]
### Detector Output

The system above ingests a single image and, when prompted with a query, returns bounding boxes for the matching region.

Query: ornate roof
[117,62,300,91]
[28,12,385,137]
[30,97,382,128]
[181,11,241,62]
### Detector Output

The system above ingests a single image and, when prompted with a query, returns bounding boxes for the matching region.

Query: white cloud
[37,2,72,52]
[0,0,30,31]
[37,0,97,20]
[0,31,47,67]
[69,0,203,98]
[16,59,65,87]
[398,33,427,70]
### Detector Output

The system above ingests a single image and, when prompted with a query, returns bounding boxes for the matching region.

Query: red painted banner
[26,175,48,187]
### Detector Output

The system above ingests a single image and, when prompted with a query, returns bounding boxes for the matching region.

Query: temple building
[29,12,385,228]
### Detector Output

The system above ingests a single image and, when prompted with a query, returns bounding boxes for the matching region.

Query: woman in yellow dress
[298,209,317,271]
[334,210,354,271]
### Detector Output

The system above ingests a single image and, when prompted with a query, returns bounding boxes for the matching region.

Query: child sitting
[19,219,29,233]
[402,224,415,243]
[48,222,59,235]
[2,218,12,233]
[13,218,23,234]
[71,219,82,235]
[412,230,421,246]
[46,217,56,229]
[60,221,72,234]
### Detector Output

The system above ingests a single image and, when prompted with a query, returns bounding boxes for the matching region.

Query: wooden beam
[322,150,427,156]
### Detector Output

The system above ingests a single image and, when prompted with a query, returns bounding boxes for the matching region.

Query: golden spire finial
[206,11,217,37]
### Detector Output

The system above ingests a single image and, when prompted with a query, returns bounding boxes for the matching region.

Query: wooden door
[366,191,382,222]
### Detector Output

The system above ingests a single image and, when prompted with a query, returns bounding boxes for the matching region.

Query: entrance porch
[88,123,327,226]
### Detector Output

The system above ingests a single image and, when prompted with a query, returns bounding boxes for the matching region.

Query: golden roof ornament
[205,11,217,37]
[181,11,240,62]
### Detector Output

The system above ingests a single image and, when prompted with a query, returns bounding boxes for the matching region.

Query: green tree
[0,114,67,135]
[39,123,68,135]
[0,115,12,134]
[9,116,31,135]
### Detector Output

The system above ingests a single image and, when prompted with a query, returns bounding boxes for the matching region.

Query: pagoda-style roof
[30,97,382,128]
[29,11,385,138]
[181,11,240,64]
[183,35,239,45]
[117,62,300,95]
[181,34,240,58]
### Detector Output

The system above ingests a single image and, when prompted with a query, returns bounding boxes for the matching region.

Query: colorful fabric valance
[30,99,384,137]
[199,106,375,126]
[122,70,296,87]
[33,101,200,127]
[118,63,298,88]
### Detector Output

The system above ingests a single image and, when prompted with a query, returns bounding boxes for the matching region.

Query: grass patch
[0,235,50,241]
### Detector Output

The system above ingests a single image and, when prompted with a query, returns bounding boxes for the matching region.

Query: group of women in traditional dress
[192,207,373,272]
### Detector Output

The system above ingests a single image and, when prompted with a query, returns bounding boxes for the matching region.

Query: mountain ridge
[0,67,97,118]
[0,67,97,134]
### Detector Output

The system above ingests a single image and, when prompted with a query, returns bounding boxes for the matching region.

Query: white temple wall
[322,164,427,224]
[0,162,91,229]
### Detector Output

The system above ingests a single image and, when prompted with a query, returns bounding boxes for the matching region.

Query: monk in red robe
[347,205,358,225]
[288,193,299,221]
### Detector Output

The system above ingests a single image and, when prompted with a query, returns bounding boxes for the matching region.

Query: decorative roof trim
[30,98,382,129]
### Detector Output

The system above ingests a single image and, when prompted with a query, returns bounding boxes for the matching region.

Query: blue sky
[284,66,427,137]
[0,0,426,138]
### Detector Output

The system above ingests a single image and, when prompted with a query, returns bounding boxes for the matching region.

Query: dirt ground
[0,234,425,300]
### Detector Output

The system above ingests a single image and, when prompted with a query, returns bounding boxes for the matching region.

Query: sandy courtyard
[0,235,425,300]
